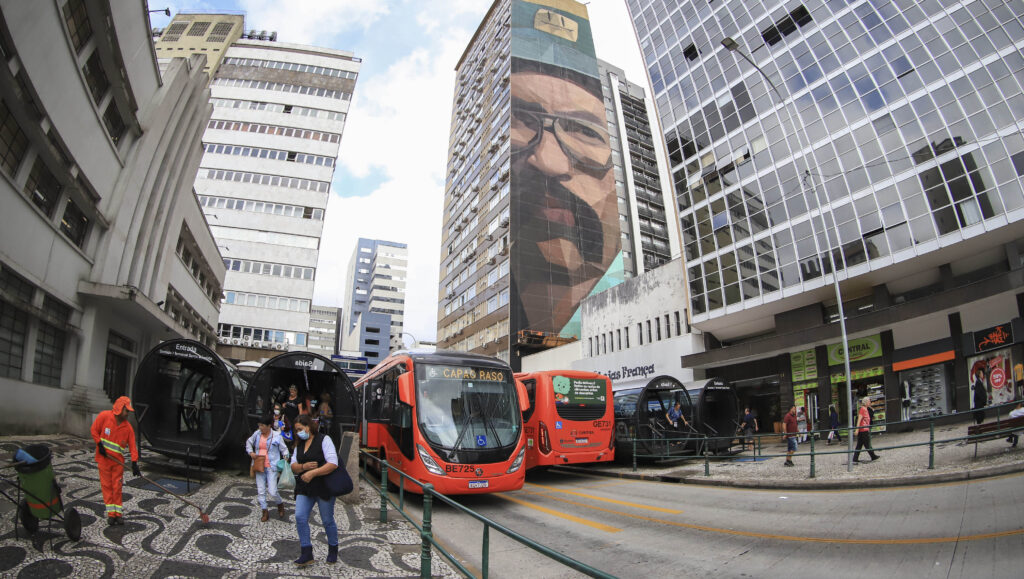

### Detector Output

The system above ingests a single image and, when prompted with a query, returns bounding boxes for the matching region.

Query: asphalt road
[394,469,1024,579]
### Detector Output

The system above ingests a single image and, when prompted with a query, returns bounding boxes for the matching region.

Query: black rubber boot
[327,544,338,564]
[294,546,314,566]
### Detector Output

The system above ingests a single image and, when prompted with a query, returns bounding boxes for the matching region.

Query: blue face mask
[297,430,310,440]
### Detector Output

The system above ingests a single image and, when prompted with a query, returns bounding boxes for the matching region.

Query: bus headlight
[417,445,446,476]
[507,447,525,474]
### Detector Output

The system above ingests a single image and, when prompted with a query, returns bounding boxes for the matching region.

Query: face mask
[297,430,310,440]
[274,409,280,415]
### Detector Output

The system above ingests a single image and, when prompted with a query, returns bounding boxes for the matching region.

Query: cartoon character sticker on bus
[553,376,571,404]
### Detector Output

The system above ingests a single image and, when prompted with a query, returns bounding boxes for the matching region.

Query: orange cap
[113,396,134,413]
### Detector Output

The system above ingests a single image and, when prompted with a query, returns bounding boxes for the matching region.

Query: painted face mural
[509,0,623,343]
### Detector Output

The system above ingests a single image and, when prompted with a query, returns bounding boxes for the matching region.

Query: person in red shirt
[91,396,140,525]
[783,405,799,466]
[853,396,880,463]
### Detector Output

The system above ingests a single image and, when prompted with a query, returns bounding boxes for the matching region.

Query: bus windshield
[415,364,520,454]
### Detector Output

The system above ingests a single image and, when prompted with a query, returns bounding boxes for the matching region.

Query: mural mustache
[513,164,604,282]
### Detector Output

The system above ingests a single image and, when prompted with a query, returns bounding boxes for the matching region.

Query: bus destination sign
[426,365,506,382]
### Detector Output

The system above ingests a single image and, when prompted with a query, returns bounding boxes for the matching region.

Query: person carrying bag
[290,415,340,566]
[245,414,289,522]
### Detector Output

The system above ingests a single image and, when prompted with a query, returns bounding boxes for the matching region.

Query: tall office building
[0,1,221,434]
[598,59,681,274]
[307,304,341,356]
[627,0,1024,429]
[341,238,408,367]
[155,13,360,362]
[437,0,677,369]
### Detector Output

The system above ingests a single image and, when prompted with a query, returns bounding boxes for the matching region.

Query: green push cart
[1,444,81,541]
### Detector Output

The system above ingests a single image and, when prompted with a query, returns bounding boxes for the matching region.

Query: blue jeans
[255,467,282,510]
[294,493,337,548]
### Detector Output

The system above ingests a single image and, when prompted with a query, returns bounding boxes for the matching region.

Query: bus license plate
[468,480,489,489]
[575,438,589,445]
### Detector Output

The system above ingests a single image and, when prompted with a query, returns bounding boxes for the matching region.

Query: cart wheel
[63,507,82,541]
[18,499,38,534]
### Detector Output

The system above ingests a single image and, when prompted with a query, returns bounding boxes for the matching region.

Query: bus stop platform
[0,434,457,578]
[554,423,1024,490]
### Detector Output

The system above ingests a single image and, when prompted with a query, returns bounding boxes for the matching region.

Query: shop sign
[974,324,1013,353]
[791,349,818,382]
[830,366,884,384]
[827,335,882,366]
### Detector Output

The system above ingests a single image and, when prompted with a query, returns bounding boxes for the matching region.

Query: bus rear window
[553,375,607,421]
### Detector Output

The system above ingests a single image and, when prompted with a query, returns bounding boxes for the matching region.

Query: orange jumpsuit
[90,410,139,518]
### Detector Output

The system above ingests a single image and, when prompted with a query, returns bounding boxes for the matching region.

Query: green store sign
[790,349,818,382]
[830,366,884,384]
[827,334,882,366]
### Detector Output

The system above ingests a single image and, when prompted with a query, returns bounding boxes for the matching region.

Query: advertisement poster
[790,349,817,382]
[509,0,624,343]
[968,349,1015,408]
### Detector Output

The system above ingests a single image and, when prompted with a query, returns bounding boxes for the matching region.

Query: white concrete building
[163,20,361,362]
[0,0,222,434]
[522,260,702,390]
[307,304,340,357]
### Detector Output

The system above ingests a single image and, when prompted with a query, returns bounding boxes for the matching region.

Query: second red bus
[515,370,614,469]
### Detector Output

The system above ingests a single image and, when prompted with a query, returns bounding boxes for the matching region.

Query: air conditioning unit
[445,291,455,299]
[499,246,508,256]
[252,340,263,348]
[218,336,231,344]
[242,335,252,344]
[470,206,478,213]
[485,234,494,241]
[486,257,496,265]
[275,343,286,350]
[231,338,242,345]
[500,218,509,228]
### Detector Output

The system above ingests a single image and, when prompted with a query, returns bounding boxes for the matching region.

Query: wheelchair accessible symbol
[475,435,487,447]
[555,421,563,430]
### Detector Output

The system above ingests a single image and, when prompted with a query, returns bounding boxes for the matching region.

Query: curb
[551,460,1024,490]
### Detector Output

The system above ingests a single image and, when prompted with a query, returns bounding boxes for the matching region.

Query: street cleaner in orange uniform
[90,396,140,525]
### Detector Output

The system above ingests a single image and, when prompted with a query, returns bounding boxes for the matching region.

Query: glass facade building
[627,0,1024,428]
[629,0,1024,321]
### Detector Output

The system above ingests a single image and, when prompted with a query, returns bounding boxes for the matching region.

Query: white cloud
[313,7,480,344]
[237,0,391,45]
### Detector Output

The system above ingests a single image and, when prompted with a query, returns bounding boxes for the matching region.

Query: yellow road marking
[495,493,622,533]
[519,490,1024,544]
[525,481,683,514]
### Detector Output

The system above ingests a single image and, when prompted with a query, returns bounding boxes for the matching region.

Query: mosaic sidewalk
[0,436,457,578]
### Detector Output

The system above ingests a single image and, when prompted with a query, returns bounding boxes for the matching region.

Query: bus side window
[366,377,385,421]
[380,371,396,422]
[522,380,537,423]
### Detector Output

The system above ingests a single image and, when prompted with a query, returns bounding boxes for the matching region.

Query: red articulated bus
[355,350,529,494]
[514,370,614,470]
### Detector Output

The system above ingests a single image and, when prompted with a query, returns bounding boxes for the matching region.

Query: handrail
[623,405,1024,479]
[360,450,616,579]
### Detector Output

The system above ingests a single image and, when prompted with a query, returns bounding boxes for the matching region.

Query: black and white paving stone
[0,436,457,578]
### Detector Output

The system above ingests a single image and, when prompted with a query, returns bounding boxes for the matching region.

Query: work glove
[131,462,141,477]
[96,442,107,458]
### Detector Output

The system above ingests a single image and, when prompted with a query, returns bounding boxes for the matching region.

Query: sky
[151,0,648,345]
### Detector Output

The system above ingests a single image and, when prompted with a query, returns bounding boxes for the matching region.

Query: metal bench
[966,416,1024,458]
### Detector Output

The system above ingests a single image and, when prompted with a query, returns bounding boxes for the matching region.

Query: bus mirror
[516,379,530,412]
[398,373,414,405]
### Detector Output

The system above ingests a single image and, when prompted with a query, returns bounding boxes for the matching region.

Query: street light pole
[721,37,856,471]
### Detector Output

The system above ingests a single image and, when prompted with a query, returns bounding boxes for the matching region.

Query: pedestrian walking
[827,404,842,445]
[245,414,290,522]
[783,405,798,466]
[90,396,140,525]
[740,407,758,450]
[290,414,340,566]
[797,406,808,443]
[853,397,880,463]
[665,402,690,429]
